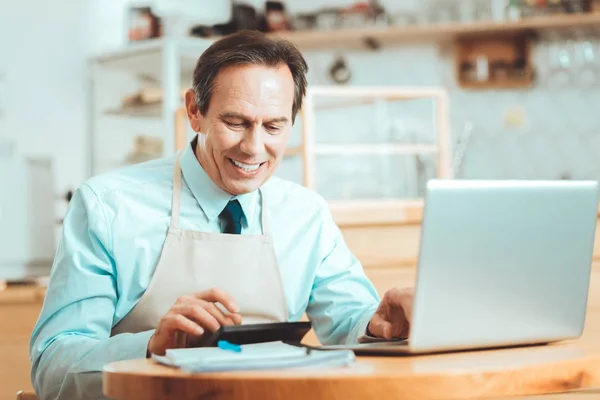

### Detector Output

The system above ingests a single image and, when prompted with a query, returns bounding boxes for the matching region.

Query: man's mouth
[229,158,265,173]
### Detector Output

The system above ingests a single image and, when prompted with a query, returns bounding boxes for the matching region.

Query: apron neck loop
[259,188,269,236]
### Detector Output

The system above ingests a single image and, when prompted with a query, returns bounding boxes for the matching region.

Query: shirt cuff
[116,329,155,360]
[347,308,377,344]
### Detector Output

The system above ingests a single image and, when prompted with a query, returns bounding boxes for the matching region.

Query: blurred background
[2,1,600,398]
[2,0,600,281]
[1,0,599,278]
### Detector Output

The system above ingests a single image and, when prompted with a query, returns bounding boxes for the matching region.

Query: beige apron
[112,153,289,335]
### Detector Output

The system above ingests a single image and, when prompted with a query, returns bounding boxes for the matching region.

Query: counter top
[0,284,46,305]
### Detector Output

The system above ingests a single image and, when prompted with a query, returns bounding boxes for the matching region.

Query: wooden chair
[16,391,39,400]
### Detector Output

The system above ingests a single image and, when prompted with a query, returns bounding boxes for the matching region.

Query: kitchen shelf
[90,13,600,82]
[89,38,214,175]
[91,37,214,81]
[269,12,600,49]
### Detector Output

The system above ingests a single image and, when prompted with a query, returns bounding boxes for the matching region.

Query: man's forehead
[210,66,294,119]
[213,65,293,93]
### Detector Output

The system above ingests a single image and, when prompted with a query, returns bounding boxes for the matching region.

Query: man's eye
[266,125,280,132]
[226,121,244,128]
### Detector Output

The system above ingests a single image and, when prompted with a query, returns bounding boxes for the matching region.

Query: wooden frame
[174,107,188,151]
[299,86,451,226]
[301,86,452,183]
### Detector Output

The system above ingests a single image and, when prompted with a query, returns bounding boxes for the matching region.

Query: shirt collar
[179,138,258,226]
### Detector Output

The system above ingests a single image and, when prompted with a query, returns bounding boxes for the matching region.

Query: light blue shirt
[30,141,380,399]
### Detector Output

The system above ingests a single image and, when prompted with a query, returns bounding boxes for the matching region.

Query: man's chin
[223,178,263,196]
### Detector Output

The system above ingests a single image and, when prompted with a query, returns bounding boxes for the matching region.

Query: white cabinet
[0,156,55,279]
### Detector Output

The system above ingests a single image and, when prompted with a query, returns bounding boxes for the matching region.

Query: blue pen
[217,340,242,353]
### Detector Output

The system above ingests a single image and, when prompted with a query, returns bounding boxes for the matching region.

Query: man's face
[185,64,295,195]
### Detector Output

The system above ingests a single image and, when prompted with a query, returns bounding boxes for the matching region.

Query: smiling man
[30,31,413,400]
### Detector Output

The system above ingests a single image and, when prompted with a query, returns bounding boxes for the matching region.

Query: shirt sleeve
[29,184,154,400]
[305,200,381,345]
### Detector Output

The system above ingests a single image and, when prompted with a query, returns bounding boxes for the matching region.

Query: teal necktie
[220,200,243,234]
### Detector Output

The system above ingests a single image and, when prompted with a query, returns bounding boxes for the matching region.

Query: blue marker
[217,340,242,352]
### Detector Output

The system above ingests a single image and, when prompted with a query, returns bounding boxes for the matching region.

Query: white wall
[0,0,151,218]
[0,0,87,219]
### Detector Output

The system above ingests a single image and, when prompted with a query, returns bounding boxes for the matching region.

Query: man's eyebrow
[219,113,289,124]
[264,117,289,124]
[219,112,250,120]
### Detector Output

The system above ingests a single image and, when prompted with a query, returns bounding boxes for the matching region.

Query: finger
[212,304,242,325]
[164,313,204,336]
[230,313,243,325]
[196,288,240,313]
[203,302,237,327]
[173,304,221,332]
[176,294,239,323]
[368,316,394,339]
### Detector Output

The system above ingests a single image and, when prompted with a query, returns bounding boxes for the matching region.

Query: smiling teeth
[232,159,260,171]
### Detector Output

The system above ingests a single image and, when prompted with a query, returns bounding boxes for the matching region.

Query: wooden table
[104,310,600,400]
[104,267,600,400]
[103,345,600,400]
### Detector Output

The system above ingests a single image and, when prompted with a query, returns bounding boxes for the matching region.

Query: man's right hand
[147,288,242,356]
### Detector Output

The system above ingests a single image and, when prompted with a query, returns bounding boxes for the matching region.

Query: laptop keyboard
[353,339,409,348]
[319,339,409,350]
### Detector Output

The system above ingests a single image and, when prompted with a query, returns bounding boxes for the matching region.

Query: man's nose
[239,126,264,156]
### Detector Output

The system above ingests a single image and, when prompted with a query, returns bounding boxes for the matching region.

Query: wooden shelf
[460,79,533,89]
[91,12,600,86]
[104,102,163,118]
[91,14,600,81]
[269,13,600,49]
[314,143,438,156]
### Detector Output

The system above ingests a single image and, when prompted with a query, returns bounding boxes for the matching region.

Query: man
[30,31,413,400]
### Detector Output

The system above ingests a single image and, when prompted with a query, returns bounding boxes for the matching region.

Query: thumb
[384,287,414,324]
[368,317,394,339]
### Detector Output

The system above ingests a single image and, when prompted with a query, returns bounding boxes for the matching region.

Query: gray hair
[192,30,308,123]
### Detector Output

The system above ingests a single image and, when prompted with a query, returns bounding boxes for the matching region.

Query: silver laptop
[326,179,599,355]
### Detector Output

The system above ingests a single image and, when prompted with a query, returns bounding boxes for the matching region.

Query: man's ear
[185,89,203,132]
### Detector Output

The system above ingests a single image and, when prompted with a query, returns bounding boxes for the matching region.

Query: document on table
[151,341,355,373]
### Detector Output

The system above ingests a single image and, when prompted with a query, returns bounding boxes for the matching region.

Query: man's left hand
[367,287,414,339]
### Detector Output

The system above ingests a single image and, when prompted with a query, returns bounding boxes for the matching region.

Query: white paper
[152,341,356,372]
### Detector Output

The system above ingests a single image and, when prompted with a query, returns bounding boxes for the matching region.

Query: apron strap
[259,188,270,236]
[170,152,184,229]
